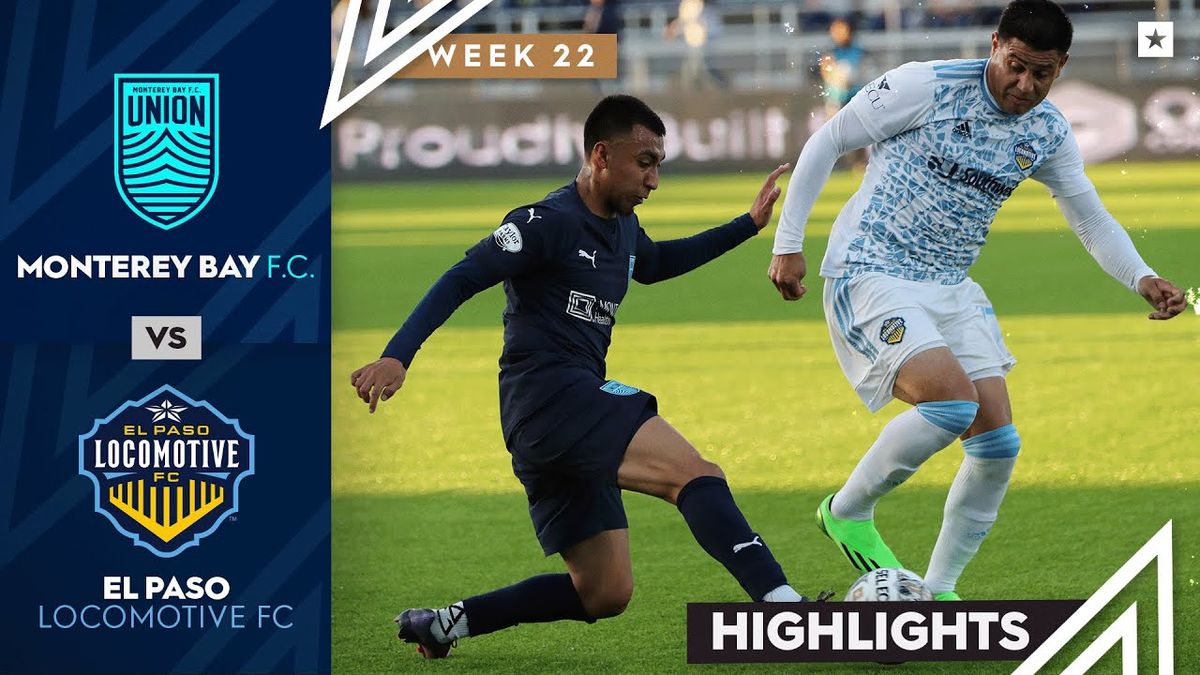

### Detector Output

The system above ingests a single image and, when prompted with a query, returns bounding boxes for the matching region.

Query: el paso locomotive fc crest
[79,385,253,557]
[114,74,218,230]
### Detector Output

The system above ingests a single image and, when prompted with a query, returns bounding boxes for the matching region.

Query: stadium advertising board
[333,80,1200,179]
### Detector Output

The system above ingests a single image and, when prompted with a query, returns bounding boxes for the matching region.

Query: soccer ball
[844,568,933,602]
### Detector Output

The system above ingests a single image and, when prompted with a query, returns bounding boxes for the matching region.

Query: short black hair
[997,0,1073,53]
[583,95,666,155]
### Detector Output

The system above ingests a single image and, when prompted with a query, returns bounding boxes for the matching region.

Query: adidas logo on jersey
[953,121,972,139]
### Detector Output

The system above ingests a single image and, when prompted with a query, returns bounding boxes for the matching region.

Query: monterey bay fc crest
[114,74,218,230]
[79,385,253,557]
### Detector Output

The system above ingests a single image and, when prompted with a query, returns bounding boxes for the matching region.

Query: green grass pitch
[332,162,1200,673]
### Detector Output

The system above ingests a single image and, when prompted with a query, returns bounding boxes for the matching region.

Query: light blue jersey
[821,59,1093,284]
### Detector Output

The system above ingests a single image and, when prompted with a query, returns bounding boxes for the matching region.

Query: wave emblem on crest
[114,74,219,230]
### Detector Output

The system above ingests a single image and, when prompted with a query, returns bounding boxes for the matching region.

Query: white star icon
[145,399,188,423]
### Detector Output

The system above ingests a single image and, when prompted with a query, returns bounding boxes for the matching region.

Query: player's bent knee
[961,423,1021,459]
[663,459,724,504]
[695,458,725,481]
[581,581,634,619]
[916,400,980,437]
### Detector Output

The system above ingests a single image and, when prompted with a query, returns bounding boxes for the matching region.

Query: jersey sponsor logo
[864,75,891,110]
[566,290,596,321]
[1013,140,1038,171]
[114,74,219,231]
[493,222,523,252]
[953,120,972,139]
[599,380,640,396]
[926,155,1016,200]
[879,317,906,345]
[566,289,618,325]
[78,384,254,557]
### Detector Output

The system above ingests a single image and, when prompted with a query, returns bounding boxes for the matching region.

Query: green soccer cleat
[815,493,904,573]
[934,591,961,601]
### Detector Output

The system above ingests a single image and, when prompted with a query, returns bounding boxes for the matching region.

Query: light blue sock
[833,401,979,520]
[925,424,1021,594]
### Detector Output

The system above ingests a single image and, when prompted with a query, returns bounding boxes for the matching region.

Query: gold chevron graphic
[107,478,225,543]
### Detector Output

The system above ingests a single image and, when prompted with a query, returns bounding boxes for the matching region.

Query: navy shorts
[506,377,658,556]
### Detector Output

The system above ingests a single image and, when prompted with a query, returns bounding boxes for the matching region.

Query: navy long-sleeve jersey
[383,181,757,443]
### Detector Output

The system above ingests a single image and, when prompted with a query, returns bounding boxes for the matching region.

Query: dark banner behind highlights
[0,2,331,672]
[687,600,1086,664]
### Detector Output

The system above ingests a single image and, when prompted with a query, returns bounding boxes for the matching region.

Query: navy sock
[676,475,789,601]
[461,573,592,637]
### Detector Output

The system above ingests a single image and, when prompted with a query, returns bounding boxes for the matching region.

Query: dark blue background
[0,1,330,672]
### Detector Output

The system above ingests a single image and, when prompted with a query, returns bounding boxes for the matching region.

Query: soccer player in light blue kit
[768,0,1185,599]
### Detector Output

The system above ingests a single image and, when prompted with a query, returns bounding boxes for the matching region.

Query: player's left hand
[748,163,791,230]
[350,356,407,413]
[1136,276,1186,320]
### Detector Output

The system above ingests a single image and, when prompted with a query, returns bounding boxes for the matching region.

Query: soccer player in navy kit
[352,95,817,659]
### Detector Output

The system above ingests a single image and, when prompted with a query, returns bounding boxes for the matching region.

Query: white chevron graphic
[1014,521,1173,674]
[323,0,495,128]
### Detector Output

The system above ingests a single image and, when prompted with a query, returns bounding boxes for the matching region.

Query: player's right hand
[768,252,807,301]
[351,357,407,414]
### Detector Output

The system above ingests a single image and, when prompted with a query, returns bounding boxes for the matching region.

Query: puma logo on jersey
[578,249,597,268]
[732,536,763,553]
[526,208,542,223]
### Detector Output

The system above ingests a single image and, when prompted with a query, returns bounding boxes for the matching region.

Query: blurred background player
[584,0,622,38]
[817,16,868,118]
[814,15,872,169]
[585,0,623,91]
[665,0,729,89]
[768,0,1186,599]
[352,95,821,659]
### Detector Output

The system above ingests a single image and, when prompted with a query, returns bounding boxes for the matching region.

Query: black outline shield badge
[1013,140,1038,172]
[114,74,218,230]
[880,317,907,345]
[79,385,253,557]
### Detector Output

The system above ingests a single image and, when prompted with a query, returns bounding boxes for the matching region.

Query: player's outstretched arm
[348,256,490,414]
[1137,276,1186,320]
[769,106,875,302]
[1036,133,1184,321]
[351,207,564,412]
[351,357,406,414]
[630,164,789,284]
[1047,183,1183,321]
[769,65,928,302]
